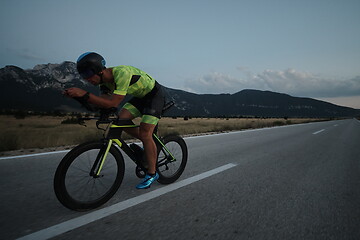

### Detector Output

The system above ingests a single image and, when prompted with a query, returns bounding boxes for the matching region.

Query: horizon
[1,61,360,110]
[2,61,359,111]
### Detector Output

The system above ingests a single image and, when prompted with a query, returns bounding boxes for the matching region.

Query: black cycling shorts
[122,82,165,124]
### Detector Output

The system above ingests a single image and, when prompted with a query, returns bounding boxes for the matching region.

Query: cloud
[317,96,360,109]
[254,69,360,97]
[185,68,360,98]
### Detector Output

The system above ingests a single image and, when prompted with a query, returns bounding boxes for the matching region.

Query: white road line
[312,129,325,135]
[16,163,237,240]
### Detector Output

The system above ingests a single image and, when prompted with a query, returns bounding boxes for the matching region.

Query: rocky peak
[29,61,81,83]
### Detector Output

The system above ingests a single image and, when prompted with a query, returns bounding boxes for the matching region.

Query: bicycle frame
[92,120,176,177]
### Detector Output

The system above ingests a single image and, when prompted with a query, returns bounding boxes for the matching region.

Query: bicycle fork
[90,139,121,178]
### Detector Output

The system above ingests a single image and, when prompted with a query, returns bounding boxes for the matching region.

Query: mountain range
[1,62,359,118]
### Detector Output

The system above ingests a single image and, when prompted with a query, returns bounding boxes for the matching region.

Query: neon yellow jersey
[100,66,155,98]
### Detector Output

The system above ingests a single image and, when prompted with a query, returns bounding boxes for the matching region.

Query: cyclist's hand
[63,88,86,98]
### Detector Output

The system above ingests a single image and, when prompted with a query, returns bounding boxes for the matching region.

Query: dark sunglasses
[79,69,95,79]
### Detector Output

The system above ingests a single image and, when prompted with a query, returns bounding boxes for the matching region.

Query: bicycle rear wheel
[54,141,124,211]
[156,135,188,184]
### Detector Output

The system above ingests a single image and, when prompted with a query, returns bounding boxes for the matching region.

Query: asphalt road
[1,119,360,240]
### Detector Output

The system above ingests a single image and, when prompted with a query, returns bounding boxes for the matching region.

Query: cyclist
[64,52,165,189]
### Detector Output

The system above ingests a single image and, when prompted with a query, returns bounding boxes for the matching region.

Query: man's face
[79,68,101,85]
[85,74,101,86]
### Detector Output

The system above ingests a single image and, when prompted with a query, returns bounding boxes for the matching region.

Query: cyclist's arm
[88,92,124,109]
[65,87,124,109]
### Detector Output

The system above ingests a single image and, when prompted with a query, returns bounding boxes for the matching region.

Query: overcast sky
[1,0,359,108]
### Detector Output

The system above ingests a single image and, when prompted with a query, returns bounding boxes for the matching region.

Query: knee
[138,129,153,142]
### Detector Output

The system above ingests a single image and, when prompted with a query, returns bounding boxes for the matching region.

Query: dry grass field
[0,115,326,153]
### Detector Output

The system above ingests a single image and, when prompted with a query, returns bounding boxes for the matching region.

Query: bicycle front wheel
[54,141,125,211]
[156,135,188,184]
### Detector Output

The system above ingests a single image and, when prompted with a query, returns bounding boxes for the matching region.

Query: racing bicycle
[53,101,187,211]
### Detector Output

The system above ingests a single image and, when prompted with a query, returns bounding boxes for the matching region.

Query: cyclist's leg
[139,116,159,175]
[136,117,160,189]
[139,84,164,174]
[136,83,165,188]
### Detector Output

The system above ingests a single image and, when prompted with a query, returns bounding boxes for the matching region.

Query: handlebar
[72,94,118,122]
[76,104,118,127]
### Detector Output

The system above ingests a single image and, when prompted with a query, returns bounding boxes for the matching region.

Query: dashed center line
[313,129,325,135]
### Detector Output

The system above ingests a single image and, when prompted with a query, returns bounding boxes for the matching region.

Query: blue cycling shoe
[136,172,159,189]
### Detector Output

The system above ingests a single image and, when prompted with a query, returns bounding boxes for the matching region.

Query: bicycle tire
[54,141,125,211]
[156,135,188,184]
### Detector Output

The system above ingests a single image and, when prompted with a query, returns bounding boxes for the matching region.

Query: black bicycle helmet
[76,52,106,79]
